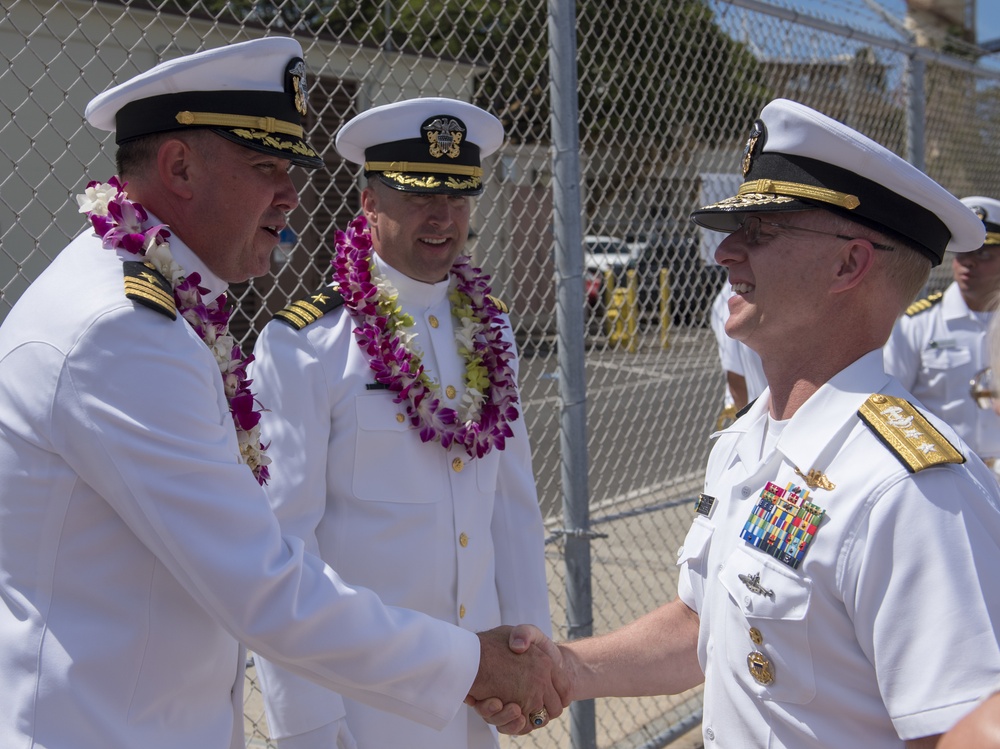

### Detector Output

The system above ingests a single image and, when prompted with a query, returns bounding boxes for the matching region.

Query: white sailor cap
[960,196,1000,247]
[335,97,504,196]
[85,37,322,169]
[691,98,985,266]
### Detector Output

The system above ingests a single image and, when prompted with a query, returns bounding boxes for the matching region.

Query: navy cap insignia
[423,116,465,159]
[286,58,308,117]
[741,119,764,178]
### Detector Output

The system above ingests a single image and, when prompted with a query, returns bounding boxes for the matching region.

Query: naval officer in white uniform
[251,97,552,749]
[474,99,1000,748]
[0,39,564,749]
[884,195,1000,470]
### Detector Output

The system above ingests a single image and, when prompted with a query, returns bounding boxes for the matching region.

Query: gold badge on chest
[746,627,775,685]
[747,650,775,685]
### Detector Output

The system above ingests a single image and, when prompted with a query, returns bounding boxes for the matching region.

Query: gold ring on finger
[529,708,549,727]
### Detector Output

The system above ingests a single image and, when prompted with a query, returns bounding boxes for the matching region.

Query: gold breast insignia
[793,467,835,491]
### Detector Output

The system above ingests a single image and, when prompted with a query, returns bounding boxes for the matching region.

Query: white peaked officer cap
[336,97,504,196]
[85,37,323,168]
[692,98,985,266]
[960,196,1000,247]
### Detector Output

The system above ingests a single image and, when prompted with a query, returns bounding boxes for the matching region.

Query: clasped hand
[468,624,570,735]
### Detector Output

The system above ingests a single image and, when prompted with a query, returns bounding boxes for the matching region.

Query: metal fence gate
[3,1,1000,747]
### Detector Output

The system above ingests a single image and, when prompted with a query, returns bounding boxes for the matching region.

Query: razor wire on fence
[3,1,1000,747]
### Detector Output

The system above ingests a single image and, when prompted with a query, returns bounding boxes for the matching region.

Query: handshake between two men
[470,598,706,735]
[470,624,570,736]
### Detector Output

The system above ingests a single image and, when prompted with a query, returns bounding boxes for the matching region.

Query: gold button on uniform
[395,413,405,423]
[749,627,763,645]
[459,604,466,619]
[429,315,439,328]
[445,385,457,399]
[459,532,469,547]
[452,457,464,472]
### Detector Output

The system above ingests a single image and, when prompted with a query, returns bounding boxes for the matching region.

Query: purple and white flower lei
[76,176,271,485]
[331,215,520,458]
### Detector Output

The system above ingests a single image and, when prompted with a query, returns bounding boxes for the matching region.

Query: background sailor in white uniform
[251,97,552,749]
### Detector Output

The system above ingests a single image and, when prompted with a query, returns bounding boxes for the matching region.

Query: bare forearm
[560,598,703,701]
[939,691,1000,749]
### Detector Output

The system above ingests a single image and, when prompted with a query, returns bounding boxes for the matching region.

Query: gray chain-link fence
[4,1,1000,747]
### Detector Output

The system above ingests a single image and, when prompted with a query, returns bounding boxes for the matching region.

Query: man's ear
[361,185,378,226]
[831,239,876,293]
[157,137,195,200]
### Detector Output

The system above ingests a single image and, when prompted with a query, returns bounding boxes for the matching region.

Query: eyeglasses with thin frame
[734,215,896,252]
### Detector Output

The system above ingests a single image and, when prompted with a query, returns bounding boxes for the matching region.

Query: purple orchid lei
[76,176,271,485]
[331,215,520,459]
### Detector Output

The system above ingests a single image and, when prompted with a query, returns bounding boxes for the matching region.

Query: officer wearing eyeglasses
[883,196,1000,475]
[470,98,1000,749]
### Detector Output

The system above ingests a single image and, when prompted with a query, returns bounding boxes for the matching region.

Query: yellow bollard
[606,270,639,352]
[659,268,671,349]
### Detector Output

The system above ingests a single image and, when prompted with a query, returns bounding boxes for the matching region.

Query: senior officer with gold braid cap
[0,43,566,749]
[251,97,553,749]
[472,98,1000,749]
[884,196,1000,476]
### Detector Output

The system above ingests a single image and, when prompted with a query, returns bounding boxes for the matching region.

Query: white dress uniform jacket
[883,282,1000,462]
[0,229,482,749]
[251,254,552,749]
[677,350,1000,748]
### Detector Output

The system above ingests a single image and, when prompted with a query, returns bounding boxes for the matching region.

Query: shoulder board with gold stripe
[273,288,344,330]
[858,393,965,473]
[487,294,509,314]
[123,261,176,320]
[904,291,943,317]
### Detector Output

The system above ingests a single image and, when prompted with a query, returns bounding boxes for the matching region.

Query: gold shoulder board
[487,294,509,314]
[858,393,965,472]
[273,288,344,330]
[904,291,944,317]
[123,261,176,320]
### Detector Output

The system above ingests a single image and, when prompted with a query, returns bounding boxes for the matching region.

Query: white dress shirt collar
[372,252,451,309]
[724,349,891,475]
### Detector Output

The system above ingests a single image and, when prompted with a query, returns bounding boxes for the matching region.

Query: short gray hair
[824,212,932,310]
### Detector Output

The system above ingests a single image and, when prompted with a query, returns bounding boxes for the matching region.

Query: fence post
[547,1,596,748]
[906,53,926,171]
[659,268,672,350]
